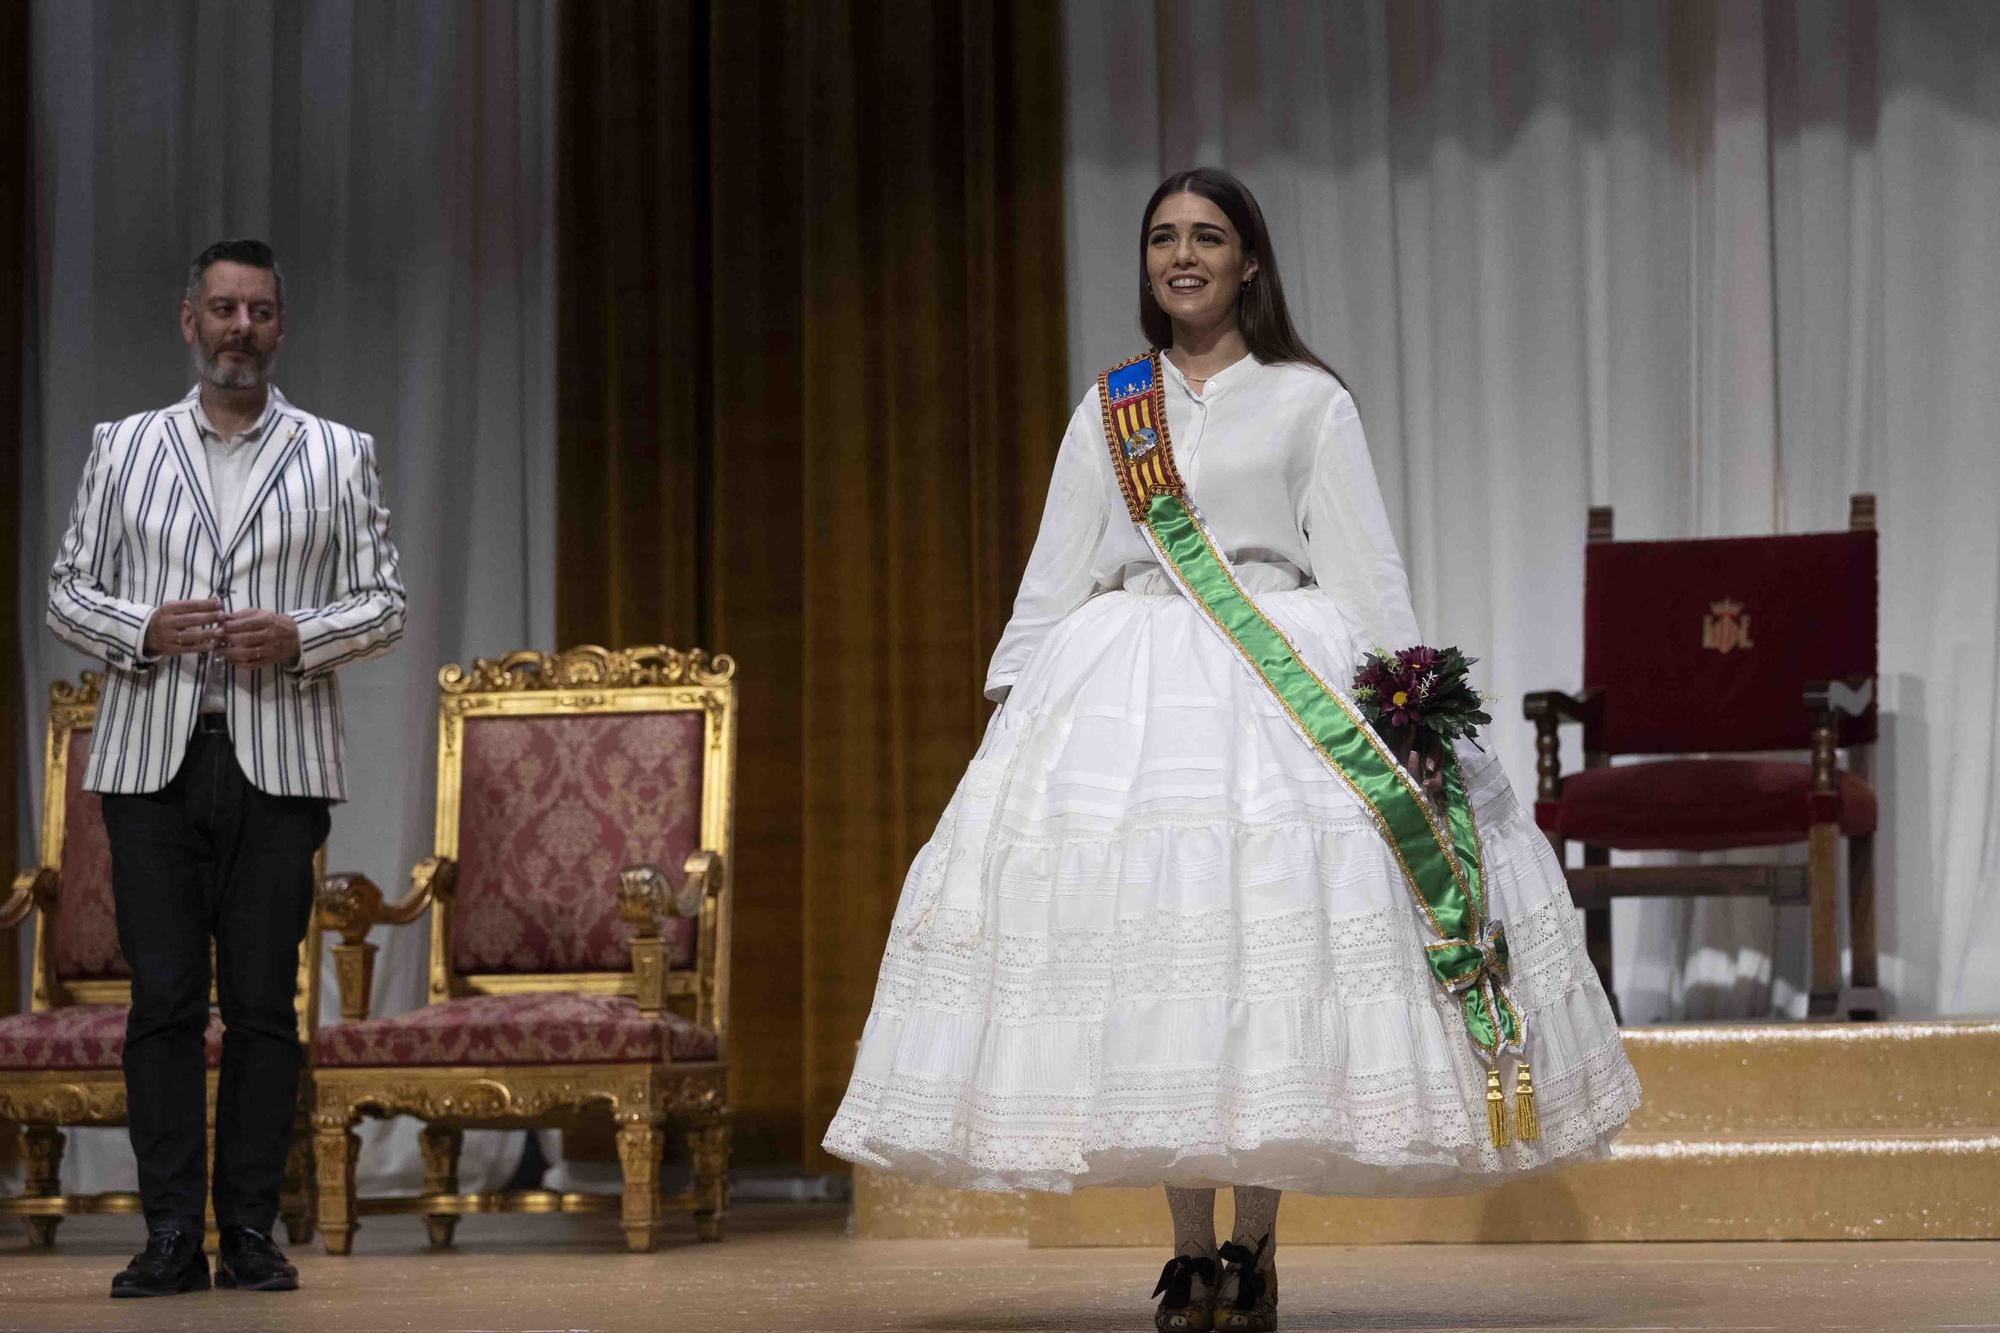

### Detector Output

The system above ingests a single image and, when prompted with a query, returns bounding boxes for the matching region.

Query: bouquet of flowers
[1350,645,1492,788]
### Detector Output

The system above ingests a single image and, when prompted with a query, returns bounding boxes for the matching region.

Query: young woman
[825,169,1639,1331]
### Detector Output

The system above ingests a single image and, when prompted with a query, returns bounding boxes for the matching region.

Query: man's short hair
[186,238,285,309]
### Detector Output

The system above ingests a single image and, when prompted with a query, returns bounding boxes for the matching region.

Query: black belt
[194,713,229,735]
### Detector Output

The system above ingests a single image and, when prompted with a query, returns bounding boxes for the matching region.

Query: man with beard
[46,239,406,1298]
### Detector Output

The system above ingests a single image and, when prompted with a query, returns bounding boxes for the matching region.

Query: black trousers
[99,726,330,1237]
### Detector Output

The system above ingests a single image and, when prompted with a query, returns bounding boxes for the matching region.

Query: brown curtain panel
[2,0,28,1012]
[558,0,1068,1168]
[1,0,28,1173]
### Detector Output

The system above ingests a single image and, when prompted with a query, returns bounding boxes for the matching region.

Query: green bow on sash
[1093,350,1542,1149]
[1427,919,1519,1051]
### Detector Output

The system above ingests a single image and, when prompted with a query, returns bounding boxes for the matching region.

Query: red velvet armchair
[1525,497,1880,1021]
[0,674,321,1246]
[309,646,736,1254]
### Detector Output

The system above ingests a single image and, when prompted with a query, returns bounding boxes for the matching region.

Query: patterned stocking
[1165,1185,1218,1258]
[1228,1185,1279,1262]
[1225,1184,1280,1275]
[1153,1187,1220,1325]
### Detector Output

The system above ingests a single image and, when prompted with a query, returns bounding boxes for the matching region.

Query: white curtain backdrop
[1064,0,2000,1021]
[14,0,557,1195]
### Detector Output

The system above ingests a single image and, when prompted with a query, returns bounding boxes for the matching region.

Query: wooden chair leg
[1846,833,1880,1019]
[418,1125,465,1249]
[281,1099,317,1246]
[1580,845,1620,1025]
[1806,824,1842,1019]
[690,1116,731,1243]
[314,1116,360,1255]
[615,1116,663,1253]
[21,1124,64,1248]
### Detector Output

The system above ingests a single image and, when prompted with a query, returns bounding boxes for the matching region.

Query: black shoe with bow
[1152,1251,1219,1331]
[217,1226,300,1291]
[110,1227,211,1298]
[1216,1233,1278,1332]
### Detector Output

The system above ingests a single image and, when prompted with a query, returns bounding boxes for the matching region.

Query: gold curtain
[557,0,1068,1168]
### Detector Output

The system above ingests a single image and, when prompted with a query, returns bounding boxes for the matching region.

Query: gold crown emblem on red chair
[1701,599,1754,654]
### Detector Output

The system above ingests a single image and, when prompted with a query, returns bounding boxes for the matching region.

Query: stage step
[1028,1129,2000,1244]
[852,1164,1029,1239]
[1617,1020,2000,1135]
[852,1021,2000,1244]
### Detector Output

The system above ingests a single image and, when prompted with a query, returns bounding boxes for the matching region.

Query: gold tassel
[1514,1060,1540,1142]
[1485,1066,1510,1147]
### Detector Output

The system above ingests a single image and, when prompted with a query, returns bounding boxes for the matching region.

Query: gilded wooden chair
[1526,497,1879,1022]
[0,673,321,1246]
[310,646,735,1254]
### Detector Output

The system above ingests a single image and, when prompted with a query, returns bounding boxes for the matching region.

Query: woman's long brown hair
[1138,167,1345,388]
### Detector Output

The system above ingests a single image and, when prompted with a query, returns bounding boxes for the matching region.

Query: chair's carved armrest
[1803,679,1873,794]
[1804,677,1875,719]
[617,854,726,1020]
[681,849,724,915]
[2,867,55,931]
[684,850,726,1033]
[403,856,457,919]
[318,863,445,943]
[1522,689,1601,727]
[1521,691,1600,802]
[317,872,383,945]
[619,864,671,1015]
[618,864,670,937]
[316,859,452,1021]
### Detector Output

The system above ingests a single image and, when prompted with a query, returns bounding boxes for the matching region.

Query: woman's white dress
[823,355,1639,1195]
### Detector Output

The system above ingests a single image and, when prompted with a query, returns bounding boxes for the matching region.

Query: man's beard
[192,336,276,391]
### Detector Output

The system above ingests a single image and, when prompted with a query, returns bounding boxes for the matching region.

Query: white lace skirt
[822,580,1640,1196]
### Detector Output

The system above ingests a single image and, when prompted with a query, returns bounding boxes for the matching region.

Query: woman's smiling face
[1145,191,1258,336]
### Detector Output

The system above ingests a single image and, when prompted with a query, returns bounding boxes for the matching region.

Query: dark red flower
[1385,669,1424,727]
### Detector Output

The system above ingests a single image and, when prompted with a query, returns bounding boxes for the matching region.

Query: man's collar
[189,385,288,444]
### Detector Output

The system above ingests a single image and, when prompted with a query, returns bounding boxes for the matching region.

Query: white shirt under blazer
[48,385,406,799]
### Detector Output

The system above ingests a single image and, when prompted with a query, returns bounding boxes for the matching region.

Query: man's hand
[218,608,302,670]
[144,598,224,658]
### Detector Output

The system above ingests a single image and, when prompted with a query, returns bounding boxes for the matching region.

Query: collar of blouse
[1161,350,1261,403]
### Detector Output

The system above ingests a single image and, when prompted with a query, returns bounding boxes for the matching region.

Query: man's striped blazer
[47,385,406,800]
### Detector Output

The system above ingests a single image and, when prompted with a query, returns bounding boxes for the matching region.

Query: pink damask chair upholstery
[310,646,736,1254]
[0,674,320,1246]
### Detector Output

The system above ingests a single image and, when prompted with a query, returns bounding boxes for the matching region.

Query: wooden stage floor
[3,1202,1998,1332]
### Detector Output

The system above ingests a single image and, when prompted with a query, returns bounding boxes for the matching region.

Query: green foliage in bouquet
[1350,645,1493,757]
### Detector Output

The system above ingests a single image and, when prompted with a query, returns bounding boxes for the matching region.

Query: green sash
[1096,350,1538,1146]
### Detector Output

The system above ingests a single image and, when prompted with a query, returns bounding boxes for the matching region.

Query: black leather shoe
[217,1226,300,1292]
[110,1227,211,1298]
